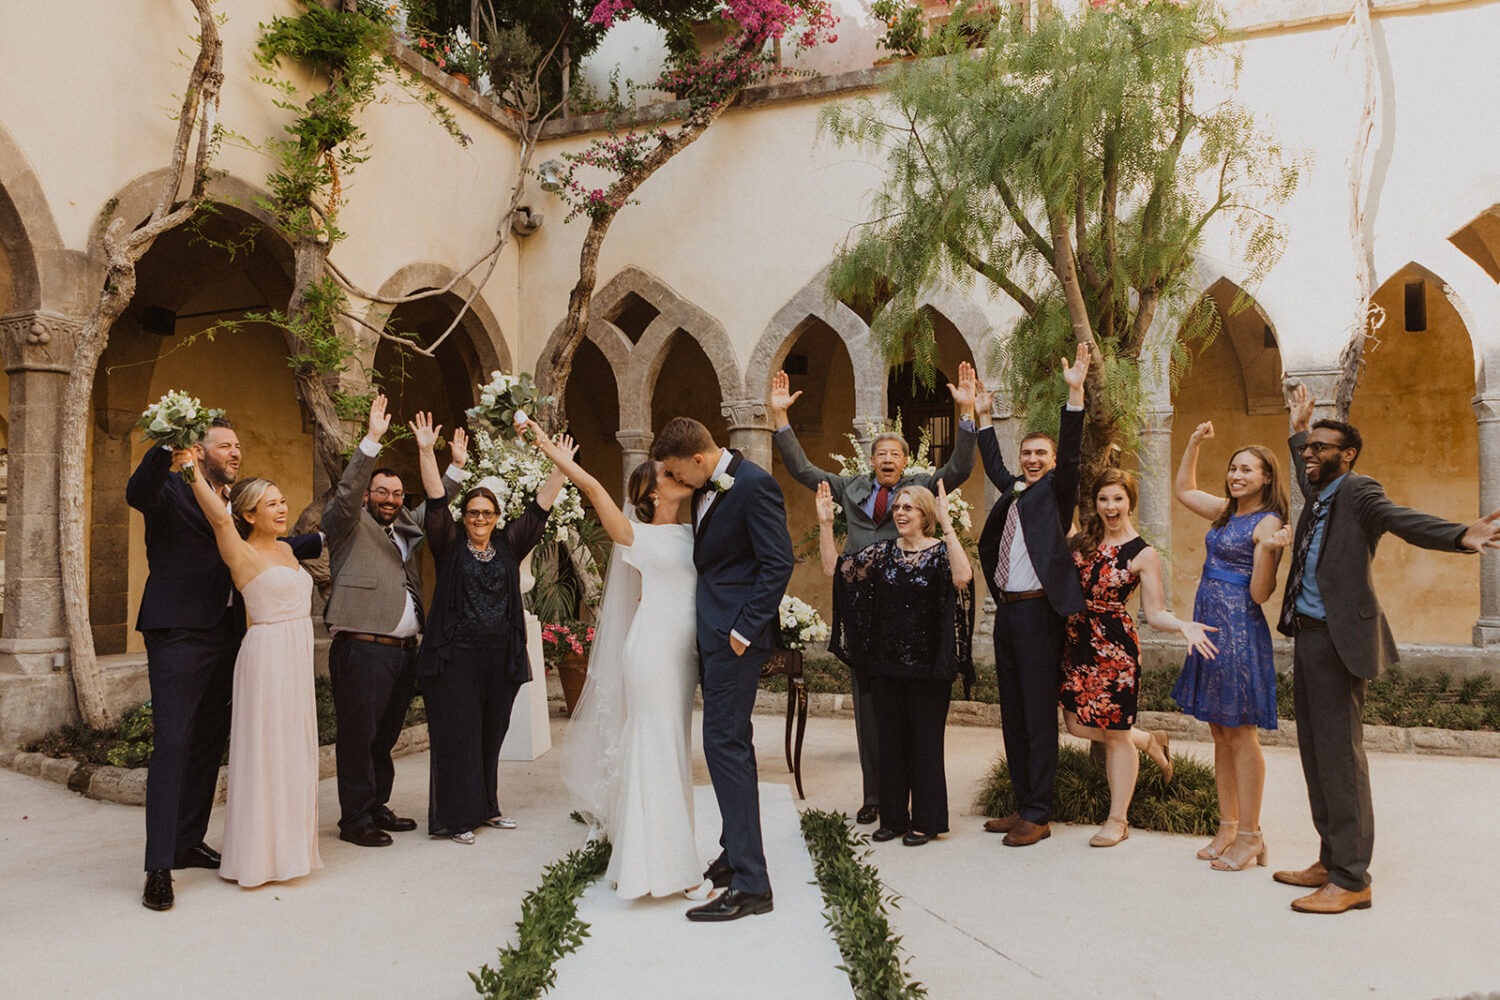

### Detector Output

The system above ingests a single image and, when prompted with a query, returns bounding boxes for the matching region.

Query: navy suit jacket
[127,445,322,632]
[691,452,795,653]
[976,407,1086,618]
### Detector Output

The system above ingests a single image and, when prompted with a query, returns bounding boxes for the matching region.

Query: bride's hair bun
[627,460,658,522]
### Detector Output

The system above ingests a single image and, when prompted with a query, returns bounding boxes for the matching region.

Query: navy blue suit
[127,445,320,871]
[692,452,794,895]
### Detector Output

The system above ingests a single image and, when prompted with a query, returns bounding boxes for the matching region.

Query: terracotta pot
[450,70,471,87]
[558,651,589,715]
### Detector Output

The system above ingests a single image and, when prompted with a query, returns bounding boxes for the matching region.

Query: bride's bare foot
[683,879,719,901]
[1197,821,1238,861]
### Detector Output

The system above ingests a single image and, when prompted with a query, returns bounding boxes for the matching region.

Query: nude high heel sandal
[1210,830,1266,871]
[1197,821,1238,861]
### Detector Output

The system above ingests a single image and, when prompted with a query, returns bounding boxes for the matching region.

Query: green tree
[822,0,1298,486]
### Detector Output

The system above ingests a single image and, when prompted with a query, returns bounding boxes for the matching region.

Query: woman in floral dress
[1061,470,1218,848]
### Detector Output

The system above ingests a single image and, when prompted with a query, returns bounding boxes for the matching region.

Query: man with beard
[323,395,467,847]
[1264,384,1500,913]
[129,416,322,910]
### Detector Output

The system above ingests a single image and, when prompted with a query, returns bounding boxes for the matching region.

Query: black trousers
[993,596,1065,824]
[700,642,772,895]
[329,634,418,832]
[1292,626,1375,890]
[872,675,951,835]
[421,647,522,835]
[850,667,880,809]
[142,620,240,871]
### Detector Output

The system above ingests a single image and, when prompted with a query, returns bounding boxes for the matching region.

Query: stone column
[722,398,773,472]
[615,428,653,498]
[1138,404,1174,604]
[1473,394,1500,644]
[89,407,138,654]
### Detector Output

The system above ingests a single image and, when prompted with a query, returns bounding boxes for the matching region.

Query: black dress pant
[421,647,522,834]
[142,620,240,871]
[872,674,951,834]
[993,596,1065,824]
[329,634,418,832]
[1292,626,1375,890]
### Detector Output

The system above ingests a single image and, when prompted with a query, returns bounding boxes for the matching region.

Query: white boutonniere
[1012,481,1028,498]
[712,473,735,493]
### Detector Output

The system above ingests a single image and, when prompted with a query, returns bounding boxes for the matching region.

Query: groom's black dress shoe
[373,808,418,833]
[339,823,393,847]
[685,888,774,922]
[142,869,174,911]
[871,827,903,843]
[856,805,879,825]
[703,857,736,889]
[173,843,222,870]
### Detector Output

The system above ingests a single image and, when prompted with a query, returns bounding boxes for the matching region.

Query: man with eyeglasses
[1261,384,1500,913]
[323,395,467,847]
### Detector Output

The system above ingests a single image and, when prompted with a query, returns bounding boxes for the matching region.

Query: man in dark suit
[655,417,794,922]
[1266,384,1500,913]
[323,395,466,848]
[974,344,1091,846]
[128,417,321,911]
[768,361,978,825]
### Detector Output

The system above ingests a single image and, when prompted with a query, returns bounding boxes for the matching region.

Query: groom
[655,417,794,922]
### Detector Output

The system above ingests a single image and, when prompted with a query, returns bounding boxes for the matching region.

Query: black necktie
[387,525,424,629]
[1281,495,1332,631]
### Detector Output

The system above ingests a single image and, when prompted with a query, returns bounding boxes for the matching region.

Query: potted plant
[445,25,488,88]
[871,0,927,59]
[542,620,595,714]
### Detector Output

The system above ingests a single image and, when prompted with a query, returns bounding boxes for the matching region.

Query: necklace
[467,539,495,562]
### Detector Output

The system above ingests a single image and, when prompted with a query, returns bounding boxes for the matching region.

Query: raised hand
[1461,509,1500,552]
[769,370,802,423]
[1261,524,1294,552]
[814,481,835,525]
[947,361,977,412]
[1288,383,1315,433]
[171,447,194,473]
[407,411,442,451]
[1062,342,1092,392]
[935,479,954,532]
[367,393,392,442]
[553,432,579,464]
[1190,421,1215,443]
[449,427,468,469]
[973,374,993,419]
[1181,621,1220,659]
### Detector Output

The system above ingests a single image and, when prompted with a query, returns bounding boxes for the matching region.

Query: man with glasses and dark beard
[1261,384,1500,913]
[323,395,467,848]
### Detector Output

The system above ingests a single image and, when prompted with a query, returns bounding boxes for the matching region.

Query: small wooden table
[760,648,808,799]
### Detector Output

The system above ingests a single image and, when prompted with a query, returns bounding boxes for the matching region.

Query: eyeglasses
[463,509,497,521]
[1299,441,1346,455]
[891,503,919,512]
[370,488,406,501]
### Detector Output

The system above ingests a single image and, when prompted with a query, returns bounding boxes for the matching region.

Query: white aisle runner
[549,782,855,999]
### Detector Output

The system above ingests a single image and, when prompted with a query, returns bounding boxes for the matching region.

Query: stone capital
[721,398,771,433]
[615,428,654,454]
[0,310,85,373]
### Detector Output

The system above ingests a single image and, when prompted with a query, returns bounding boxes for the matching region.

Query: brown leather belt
[999,589,1047,603]
[1293,614,1327,630]
[340,632,419,649]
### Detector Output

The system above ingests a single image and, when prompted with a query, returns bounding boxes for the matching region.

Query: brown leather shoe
[1290,882,1371,914]
[1002,819,1051,847]
[983,813,1021,834]
[1272,861,1328,888]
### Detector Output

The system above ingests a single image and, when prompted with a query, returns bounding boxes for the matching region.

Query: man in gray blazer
[769,363,977,824]
[324,395,467,847]
[1267,384,1500,913]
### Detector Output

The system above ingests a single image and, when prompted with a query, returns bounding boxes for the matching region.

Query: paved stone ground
[3,710,1500,999]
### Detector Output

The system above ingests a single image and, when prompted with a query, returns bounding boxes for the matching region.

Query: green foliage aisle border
[800,810,927,1000]
[470,839,612,1000]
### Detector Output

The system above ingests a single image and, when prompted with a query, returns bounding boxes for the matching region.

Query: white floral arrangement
[778,594,830,650]
[456,427,586,545]
[136,390,225,483]
[465,370,554,434]
[825,421,973,536]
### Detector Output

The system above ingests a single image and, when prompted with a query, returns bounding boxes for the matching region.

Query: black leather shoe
[173,843,222,870]
[373,809,418,833]
[339,823,393,847]
[685,888,774,922]
[142,869,174,911]
[871,827,902,842]
[902,832,932,847]
[703,857,735,889]
[856,805,879,825]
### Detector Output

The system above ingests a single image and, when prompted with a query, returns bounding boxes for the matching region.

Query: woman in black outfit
[821,481,975,846]
[412,413,569,844]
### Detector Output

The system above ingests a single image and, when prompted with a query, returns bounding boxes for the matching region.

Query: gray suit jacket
[323,445,464,635]
[774,422,976,553]
[1278,429,1471,678]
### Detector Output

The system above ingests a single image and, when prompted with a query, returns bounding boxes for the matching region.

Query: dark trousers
[421,647,522,834]
[1292,626,1375,890]
[850,667,880,808]
[993,597,1065,824]
[329,634,418,832]
[872,675,951,835]
[142,620,240,871]
[701,643,771,895]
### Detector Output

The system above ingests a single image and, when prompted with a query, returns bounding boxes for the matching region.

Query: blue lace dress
[1171,510,1279,729]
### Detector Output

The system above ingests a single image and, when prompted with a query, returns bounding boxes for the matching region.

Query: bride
[526,422,715,900]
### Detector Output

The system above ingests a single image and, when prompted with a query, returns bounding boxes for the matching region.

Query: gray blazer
[323,445,464,635]
[774,423,976,553]
[1278,429,1471,678]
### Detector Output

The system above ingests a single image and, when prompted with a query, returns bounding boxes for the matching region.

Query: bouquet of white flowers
[457,427,586,545]
[465,370,553,434]
[778,594,830,650]
[136,390,225,483]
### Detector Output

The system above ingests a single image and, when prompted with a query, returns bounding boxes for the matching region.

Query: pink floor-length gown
[218,564,323,887]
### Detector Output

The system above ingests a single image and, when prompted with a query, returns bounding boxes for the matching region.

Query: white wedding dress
[563,520,702,899]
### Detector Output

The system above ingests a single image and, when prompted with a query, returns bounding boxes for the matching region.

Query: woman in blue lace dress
[1173,422,1287,871]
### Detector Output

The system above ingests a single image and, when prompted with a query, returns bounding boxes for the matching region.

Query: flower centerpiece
[465,369,553,433]
[135,390,225,483]
[778,594,830,650]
